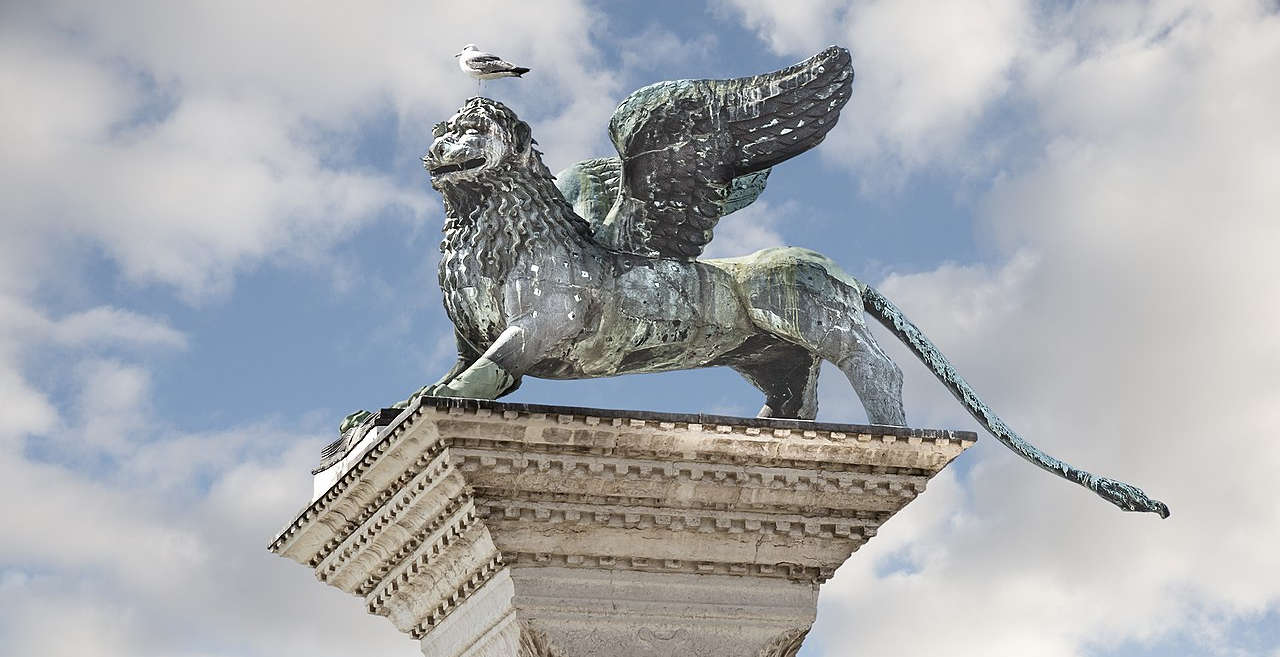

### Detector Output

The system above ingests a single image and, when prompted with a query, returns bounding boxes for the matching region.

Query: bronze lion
[341,47,1167,517]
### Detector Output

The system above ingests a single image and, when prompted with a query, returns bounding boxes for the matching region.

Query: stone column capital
[270,398,974,656]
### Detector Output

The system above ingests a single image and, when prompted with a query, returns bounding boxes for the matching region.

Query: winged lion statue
[338,46,1168,518]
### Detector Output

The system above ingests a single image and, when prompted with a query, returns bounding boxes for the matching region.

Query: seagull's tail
[511,67,530,76]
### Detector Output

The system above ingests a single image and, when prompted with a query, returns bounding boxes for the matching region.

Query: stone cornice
[503,551,835,582]
[269,397,975,642]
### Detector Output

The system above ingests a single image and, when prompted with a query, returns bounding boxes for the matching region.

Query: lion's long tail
[863,285,1170,518]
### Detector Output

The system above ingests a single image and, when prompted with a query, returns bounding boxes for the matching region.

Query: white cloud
[0,298,186,459]
[617,25,719,75]
[717,0,1032,185]
[0,302,415,655]
[1,2,1277,657]
[714,0,850,55]
[50,307,188,350]
[0,3,626,655]
[0,428,417,657]
[0,0,621,302]
[701,199,792,259]
[0,303,180,461]
[0,367,57,449]
[791,1,1280,655]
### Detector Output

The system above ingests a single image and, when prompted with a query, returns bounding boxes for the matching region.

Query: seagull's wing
[466,53,526,74]
[600,46,852,259]
[556,157,771,233]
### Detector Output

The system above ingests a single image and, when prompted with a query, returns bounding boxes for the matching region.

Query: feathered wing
[556,157,623,231]
[463,51,530,77]
[597,46,853,259]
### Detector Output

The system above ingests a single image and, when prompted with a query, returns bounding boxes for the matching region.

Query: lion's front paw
[422,382,450,397]
[432,382,468,399]
[438,357,515,400]
[339,409,372,434]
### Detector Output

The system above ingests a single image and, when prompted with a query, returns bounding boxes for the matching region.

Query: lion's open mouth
[430,157,486,176]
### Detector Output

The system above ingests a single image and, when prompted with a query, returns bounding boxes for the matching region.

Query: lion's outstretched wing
[598,46,852,259]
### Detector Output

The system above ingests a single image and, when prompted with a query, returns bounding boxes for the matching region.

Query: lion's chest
[443,281,507,349]
[439,245,588,352]
[565,258,751,375]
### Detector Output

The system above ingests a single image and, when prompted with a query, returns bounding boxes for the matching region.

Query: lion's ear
[513,120,532,154]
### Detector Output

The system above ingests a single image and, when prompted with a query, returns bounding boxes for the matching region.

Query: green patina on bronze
[338,47,1168,518]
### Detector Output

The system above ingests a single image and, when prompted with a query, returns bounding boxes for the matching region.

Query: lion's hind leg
[715,247,906,426]
[729,343,820,420]
[832,329,906,426]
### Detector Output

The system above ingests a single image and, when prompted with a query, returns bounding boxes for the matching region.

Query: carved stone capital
[270,398,973,656]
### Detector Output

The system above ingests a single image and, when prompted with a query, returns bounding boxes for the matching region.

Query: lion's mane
[436,99,595,288]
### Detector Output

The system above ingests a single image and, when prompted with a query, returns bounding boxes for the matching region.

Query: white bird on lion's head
[454,44,531,83]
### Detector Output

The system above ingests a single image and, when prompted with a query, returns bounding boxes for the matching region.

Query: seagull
[455,44,530,91]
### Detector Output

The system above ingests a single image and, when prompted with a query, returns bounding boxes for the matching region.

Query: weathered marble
[272,397,976,656]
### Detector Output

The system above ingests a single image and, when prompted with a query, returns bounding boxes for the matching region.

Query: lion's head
[423,98,535,188]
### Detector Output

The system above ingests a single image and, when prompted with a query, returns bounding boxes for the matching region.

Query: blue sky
[2,1,1278,656]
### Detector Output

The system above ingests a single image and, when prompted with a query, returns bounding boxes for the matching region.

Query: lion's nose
[426,139,446,163]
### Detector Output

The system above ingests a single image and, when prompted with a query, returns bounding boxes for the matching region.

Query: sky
[1,1,1278,655]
